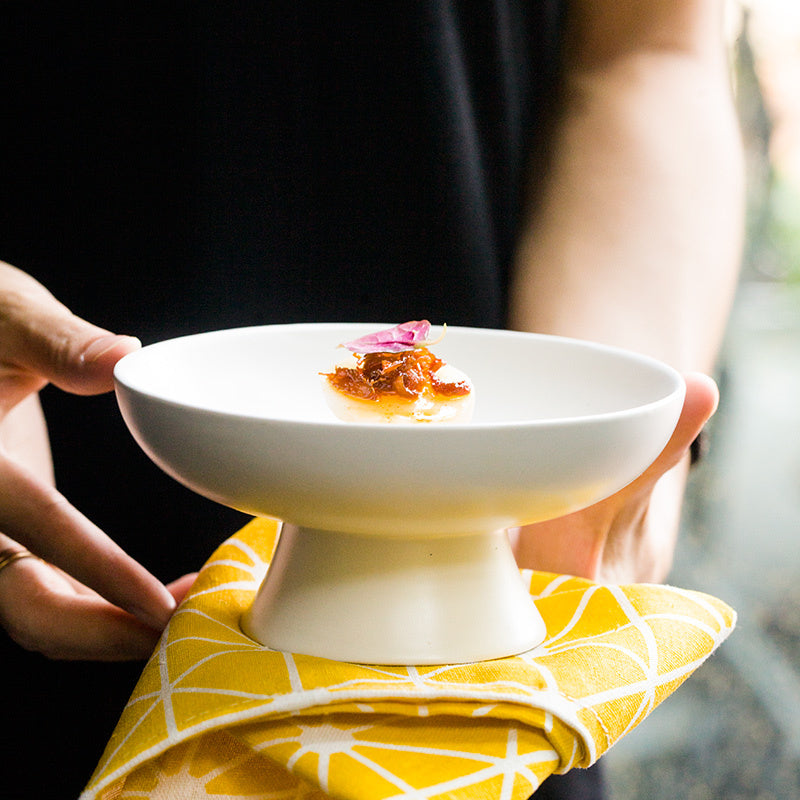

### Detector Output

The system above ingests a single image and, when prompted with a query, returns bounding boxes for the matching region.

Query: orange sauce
[325,348,471,402]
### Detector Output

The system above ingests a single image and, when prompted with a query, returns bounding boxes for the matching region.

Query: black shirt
[0,3,566,795]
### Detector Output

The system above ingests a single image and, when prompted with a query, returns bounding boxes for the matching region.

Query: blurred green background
[605,3,800,798]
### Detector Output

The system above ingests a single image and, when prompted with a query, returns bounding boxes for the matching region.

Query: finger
[0,555,160,660]
[0,262,140,395]
[0,455,176,630]
[0,394,55,483]
[511,373,720,579]
[631,372,719,489]
[167,573,199,606]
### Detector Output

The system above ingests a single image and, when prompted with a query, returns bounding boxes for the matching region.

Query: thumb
[630,371,719,491]
[0,263,140,395]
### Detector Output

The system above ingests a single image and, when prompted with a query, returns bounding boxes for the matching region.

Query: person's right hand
[0,262,192,660]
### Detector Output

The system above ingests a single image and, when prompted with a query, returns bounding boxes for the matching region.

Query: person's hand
[0,262,193,660]
[511,372,718,583]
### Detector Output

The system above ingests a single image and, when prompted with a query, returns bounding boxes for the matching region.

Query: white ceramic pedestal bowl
[114,323,684,665]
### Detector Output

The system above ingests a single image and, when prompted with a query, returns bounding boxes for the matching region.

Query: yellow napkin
[81,518,735,800]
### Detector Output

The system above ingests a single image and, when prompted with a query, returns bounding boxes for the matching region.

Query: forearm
[509,1,744,372]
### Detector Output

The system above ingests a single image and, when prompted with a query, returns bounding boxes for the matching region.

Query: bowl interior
[114,323,681,427]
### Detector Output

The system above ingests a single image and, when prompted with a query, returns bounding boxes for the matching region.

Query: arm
[509,0,744,582]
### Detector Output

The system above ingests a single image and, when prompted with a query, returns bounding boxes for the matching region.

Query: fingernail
[83,335,141,364]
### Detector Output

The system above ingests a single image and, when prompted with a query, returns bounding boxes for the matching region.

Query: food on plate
[321,321,474,423]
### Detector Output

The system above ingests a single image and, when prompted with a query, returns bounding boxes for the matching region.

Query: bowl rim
[113,323,685,432]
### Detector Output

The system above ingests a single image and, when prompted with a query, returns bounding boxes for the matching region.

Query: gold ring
[0,548,38,576]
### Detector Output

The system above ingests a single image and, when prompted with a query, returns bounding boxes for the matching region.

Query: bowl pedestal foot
[241,523,547,665]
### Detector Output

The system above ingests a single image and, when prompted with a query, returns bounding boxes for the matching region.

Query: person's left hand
[0,262,196,660]
[510,372,718,583]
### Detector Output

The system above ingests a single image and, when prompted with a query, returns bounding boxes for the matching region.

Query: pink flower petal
[343,320,432,353]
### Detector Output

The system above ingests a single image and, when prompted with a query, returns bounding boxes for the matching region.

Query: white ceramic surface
[114,323,685,664]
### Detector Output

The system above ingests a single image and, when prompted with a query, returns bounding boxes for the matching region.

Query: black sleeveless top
[0,4,567,794]
[2,1,565,572]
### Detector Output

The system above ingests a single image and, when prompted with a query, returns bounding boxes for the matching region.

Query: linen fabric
[82,518,735,800]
